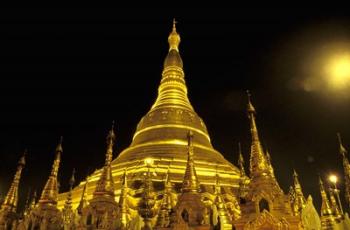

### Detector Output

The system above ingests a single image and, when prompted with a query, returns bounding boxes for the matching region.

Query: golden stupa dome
[58,21,240,209]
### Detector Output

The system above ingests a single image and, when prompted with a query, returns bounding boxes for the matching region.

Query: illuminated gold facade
[56,20,241,217]
[3,21,350,230]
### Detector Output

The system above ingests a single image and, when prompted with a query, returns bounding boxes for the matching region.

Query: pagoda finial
[29,190,37,210]
[77,178,89,215]
[168,19,180,51]
[64,169,75,209]
[0,151,26,212]
[182,131,200,193]
[69,168,76,190]
[106,122,116,166]
[292,169,306,212]
[337,132,347,157]
[337,133,350,209]
[319,177,334,217]
[93,125,116,199]
[39,138,63,206]
[246,91,270,178]
[237,142,246,177]
[118,169,129,228]
[328,187,341,217]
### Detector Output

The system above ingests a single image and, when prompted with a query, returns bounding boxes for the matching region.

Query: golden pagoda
[0,152,26,229]
[57,20,240,212]
[233,92,301,230]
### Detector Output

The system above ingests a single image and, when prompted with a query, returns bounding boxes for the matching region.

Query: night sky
[1,7,350,212]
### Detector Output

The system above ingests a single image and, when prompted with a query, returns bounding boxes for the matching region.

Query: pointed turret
[337,133,350,208]
[156,171,173,228]
[237,143,246,178]
[39,138,62,206]
[182,131,200,193]
[213,173,232,230]
[77,179,89,215]
[117,170,129,228]
[319,177,336,229]
[0,151,26,212]
[30,191,37,210]
[62,169,76,228]
[293,170,306,210]
[246,91,271,178]
[63,169,75,211]
[93,123,116,198]
[328,187,341,218]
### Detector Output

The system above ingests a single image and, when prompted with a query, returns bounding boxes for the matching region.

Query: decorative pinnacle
[106,122,116,165]
[69,169,76,189]
[246,90,256,114]
[56,136,63,153]
[337,132,347,156]
[168,19,180,51]
[172,18,177,31]
[19,149,27,166]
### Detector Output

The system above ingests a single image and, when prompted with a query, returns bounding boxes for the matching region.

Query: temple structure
[1,21,350,230]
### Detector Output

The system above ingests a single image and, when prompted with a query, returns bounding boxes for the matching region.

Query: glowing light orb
[326,54,350,89]
[329,174,338,184]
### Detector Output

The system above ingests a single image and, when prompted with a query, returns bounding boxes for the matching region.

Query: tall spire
[292,170,306,213]
[39,137,62,206]
[77,179,89,215]
[168,19,180,51]
[337,133,350,208]
[94,123,116,198]
[63,169,76,227]
[182,131,200,193]
[319,177,338,229]
[246,91,270,178]
[1,151,26,212]
[319,177,333,217]
[328,187,341,218]
[156,171,173,228]
[150,19,193,112]
[237,142,246,177]
[213,173,232,229]
[118,169,129,228]
[64,169,75,210]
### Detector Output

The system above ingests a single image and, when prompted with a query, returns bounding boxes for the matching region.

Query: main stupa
[57,21,242,209]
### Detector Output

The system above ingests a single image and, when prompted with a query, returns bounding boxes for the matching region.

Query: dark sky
[1,7,350,212]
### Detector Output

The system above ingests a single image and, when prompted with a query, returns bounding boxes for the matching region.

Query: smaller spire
[118,169,130,228]
[77,179,89,215]
[246,90,256,114]
[337,132,348,157]
[246,91,270,178]
[1,151,26,212]
[181,131,200,193]
[29,191,37,210]
[93,124,116,198]
[292,169,306,212]
[319,177,333,217]
[69,168,76,190]
[168,18,180,51]
[328,187,341,217]
[39,138,63,206]
[64,169,76,210]
[106,121,116,166]
[238,142,246,177]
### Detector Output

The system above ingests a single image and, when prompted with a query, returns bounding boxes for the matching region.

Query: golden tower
[58,20,240,209]
[234,92,301,230]
[319,178,336,230]
[337,133,350,209]
[0,152,26,229]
